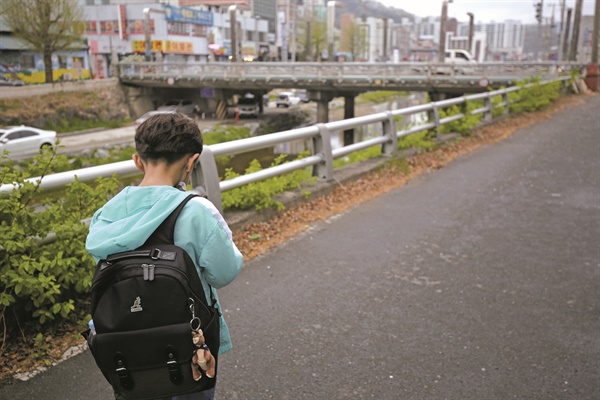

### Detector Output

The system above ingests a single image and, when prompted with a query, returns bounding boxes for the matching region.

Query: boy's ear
[132,154,145,173]
[189,153,200,171]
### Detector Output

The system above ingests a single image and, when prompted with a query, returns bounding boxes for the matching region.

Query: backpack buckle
[151,248,161,260]
[166,346,182,384]
[114,353,134,390]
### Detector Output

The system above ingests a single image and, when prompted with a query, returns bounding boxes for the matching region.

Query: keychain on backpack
[190,299,216,380]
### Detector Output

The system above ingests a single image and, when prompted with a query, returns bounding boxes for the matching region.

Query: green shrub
[0,146,119,343]
[358,90,407,104]
[438,102,483,136]
[398,131,437,151]
[203,125,252,145]
[508,78,562,114]
[221,153,316,211]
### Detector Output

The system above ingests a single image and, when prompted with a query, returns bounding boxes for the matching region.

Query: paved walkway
[2,95,599,400]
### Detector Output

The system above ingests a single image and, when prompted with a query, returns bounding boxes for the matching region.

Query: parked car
[296,90,310,103]
[0,125,57,159]
[0,75,25,86]
[157,99,196,116]
[134,110,178,127]
[235,94,259,118]
[276,92,301,108]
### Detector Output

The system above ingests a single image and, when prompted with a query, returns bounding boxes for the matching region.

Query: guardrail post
[382,111,398,158]
[430,102,441,139]
[501,92,509,116]
[191,147,223,213]
[313,123,333,181]
[483,93,493,122]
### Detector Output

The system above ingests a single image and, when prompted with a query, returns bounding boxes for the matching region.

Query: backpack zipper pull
[141,264,156,281]
[148,264,155,281]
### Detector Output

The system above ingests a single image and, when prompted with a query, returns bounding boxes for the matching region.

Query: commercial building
[0,19,90,84]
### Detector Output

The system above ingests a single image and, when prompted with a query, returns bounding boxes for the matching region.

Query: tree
[297,18,328,62]
[340,20,368,61]
[0,0,84,83]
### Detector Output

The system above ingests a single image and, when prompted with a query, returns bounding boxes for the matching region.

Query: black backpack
[84,194,220,400]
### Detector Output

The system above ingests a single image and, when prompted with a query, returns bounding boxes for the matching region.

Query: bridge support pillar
[311,91,334,124]
[343,94,355,145]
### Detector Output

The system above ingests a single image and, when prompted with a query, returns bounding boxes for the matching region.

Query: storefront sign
[163,40,194,54]
[132,40,164,53]
[164,5,213,26]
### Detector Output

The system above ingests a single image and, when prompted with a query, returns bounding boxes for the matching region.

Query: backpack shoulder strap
[144,194,198,246]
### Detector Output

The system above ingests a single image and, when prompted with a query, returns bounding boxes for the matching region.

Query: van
[236,94,259,117]
[444,49,476,64]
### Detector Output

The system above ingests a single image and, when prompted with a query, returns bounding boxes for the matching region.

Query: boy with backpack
[85,112,243,399]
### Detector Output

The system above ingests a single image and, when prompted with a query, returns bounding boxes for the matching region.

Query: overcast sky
[374,0,596,24]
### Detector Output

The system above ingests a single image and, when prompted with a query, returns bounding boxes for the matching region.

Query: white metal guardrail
[1,76,571,215]
[119,61,581,83]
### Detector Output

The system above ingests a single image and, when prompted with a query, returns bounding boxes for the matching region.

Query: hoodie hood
[86,186,190,260]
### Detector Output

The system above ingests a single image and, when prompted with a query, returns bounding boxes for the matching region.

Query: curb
[223,133,460,233]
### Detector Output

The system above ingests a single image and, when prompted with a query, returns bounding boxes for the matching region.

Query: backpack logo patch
[130,296,143,313]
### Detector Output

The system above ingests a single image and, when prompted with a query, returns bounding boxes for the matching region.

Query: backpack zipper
[93,263,213,316]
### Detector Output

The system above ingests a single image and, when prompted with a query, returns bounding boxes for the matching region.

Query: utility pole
[229,5,238,62]
[327,1,338,62]
[558,0,566,61]
[592,0,600,64]
[563,8,572,61]
[304,0,313,61]
[438,0,452,62]
[467,12,474,54]
[382,18,388,62]
[570,0,583,61]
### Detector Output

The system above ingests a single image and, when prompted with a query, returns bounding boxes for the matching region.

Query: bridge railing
[118,61,581,84]
[1,76,570,217]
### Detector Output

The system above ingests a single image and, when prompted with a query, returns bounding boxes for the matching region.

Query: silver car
[157,99,196,116]
[0,125,57,159]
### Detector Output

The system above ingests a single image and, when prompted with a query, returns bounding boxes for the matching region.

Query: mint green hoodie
[86,185,243,354]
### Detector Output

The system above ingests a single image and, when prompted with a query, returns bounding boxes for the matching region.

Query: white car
[0,125,57,159]
[276,92,301,108]
[157,99,196,116]
[135,110,177,127]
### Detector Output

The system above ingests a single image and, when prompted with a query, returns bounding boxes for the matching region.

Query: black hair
[134,112,203,164]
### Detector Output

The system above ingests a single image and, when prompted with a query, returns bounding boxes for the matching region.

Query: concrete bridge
[118,61,580,123]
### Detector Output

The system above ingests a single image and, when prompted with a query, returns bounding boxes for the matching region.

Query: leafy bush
[203,125,252,145]
[222,153,316,211]
[508,78,562,114]
[398,131,437,151]
[438,102,483,136]
[358,91,407,104]
[0,146,119,346]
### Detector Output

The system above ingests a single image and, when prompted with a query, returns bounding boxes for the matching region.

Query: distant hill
[335,0,414,24]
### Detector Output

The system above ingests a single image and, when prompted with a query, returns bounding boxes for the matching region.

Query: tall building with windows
[486,20,524,60]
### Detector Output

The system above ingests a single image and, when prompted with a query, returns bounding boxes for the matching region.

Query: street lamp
[327,1,343,61]
[438,0,453,62]
[467,12,474,55]
[255,15,261,59]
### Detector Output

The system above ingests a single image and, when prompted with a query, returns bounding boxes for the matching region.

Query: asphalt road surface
[2,95,599,400]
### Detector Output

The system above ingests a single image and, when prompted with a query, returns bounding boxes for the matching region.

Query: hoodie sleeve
[176,198,243,289]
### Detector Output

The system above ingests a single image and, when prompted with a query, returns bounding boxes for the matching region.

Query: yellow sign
[164,41,194,54]
[132,40,164,53]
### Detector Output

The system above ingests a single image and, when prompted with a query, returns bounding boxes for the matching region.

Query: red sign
[118,4,127,40]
